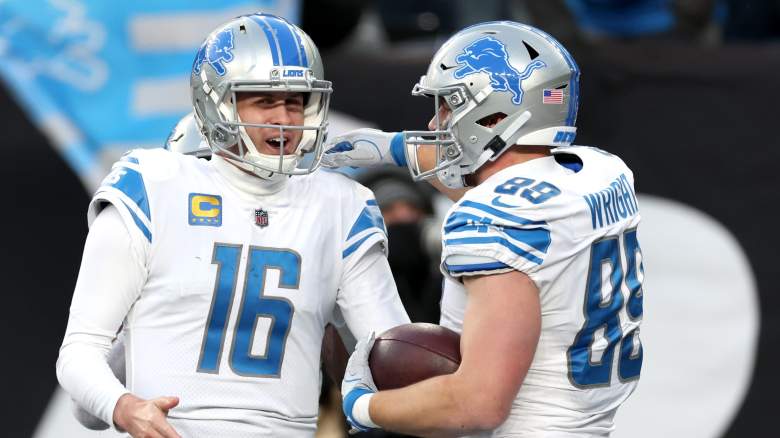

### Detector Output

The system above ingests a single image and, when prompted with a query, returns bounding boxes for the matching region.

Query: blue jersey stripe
[347,203,386,240]
[446,261,511,273]
[444,211,489,233]
[503,227,551,253]
[446,236,544,265]
[122,201,151,242]
[445,209,551,253]
[110,166,150,222]
[343,231,380,259]
[458,200,546,226]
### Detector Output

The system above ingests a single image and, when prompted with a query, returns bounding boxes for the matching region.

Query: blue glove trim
[325,141,355,154]
[343,387,375,431]
[389,132,407,167]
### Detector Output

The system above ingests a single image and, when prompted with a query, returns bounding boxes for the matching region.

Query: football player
[328,21,645,437]
[57,13,409,438]
[164,112,212,159]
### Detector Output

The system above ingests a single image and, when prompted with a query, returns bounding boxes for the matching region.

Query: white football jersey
[88,149,408,437]
[439,146,644,437]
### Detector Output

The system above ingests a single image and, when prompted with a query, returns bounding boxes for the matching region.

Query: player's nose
[266,104,293,126]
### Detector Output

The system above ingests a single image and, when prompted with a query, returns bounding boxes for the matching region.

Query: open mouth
[265,136,291,152]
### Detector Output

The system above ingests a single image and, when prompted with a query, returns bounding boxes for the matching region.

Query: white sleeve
[70,333,127,430]
[337,245,410,341]
[56,205,147,427]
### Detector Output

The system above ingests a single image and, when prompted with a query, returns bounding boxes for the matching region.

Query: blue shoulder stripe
[120,155,139,164]
[503,227,551,254]
[343,231,380,259]
[109,166,150,222]
[445,211,491,233]
[122,201,151,243]
[347,201,386,240]
[445,210,551,253]
[446,261,510,273]
[445,236,544,265]
[458,200,546,226]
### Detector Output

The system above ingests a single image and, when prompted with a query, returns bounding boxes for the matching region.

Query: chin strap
[485,110,532,162]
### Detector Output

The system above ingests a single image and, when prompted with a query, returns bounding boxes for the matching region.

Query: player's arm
[338,244,410,341]
[56,206,181,438]
[347,270,540,436]
[71,337,126,430]
[322,128,468,202]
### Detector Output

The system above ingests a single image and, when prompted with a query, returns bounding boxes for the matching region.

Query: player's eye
[286,96,305,112]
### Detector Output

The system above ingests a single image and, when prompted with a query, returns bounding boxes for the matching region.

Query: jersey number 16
[197,243,299,378]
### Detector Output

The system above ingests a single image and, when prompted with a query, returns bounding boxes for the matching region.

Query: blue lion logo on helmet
[453,36,546,105]
[193,28,235,76]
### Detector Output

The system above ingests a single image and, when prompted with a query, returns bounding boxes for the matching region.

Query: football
[369,322,461,390]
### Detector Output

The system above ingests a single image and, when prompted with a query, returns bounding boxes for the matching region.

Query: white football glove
[322,128,407,168]
[341,332,379,433]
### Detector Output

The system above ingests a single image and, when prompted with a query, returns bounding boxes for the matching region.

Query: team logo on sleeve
[189,193,222,227]
[454,36,546,105]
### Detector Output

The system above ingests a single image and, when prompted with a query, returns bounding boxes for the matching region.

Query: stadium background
[1,1,777,437]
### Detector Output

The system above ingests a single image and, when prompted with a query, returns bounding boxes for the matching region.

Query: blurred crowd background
[1,1,777,437]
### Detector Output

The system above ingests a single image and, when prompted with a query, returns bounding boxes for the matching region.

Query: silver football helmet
[190,13,332,179]
[165,112,211,158]
[403,21,580,188]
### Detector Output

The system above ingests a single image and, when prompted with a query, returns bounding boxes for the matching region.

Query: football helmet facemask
[191,13,332,180]
[403,21,580,189]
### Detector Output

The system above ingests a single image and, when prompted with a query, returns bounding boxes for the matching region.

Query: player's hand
[112,393,182,438]
[341,332,379,433]
[321,129,406,168]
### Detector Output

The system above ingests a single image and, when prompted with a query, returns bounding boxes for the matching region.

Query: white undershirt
[56,205,142,427]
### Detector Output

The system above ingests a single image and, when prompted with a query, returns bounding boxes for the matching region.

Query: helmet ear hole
[476,112,507,128]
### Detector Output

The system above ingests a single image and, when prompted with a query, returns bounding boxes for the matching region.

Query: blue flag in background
[0,0,300,189]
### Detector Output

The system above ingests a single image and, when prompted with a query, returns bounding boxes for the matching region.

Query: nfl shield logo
[255,208,269,227]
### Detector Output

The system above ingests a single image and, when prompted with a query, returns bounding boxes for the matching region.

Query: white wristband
[353,393,379,428]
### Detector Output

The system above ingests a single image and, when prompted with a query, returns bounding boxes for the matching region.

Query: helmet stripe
[290,23,309,67]
[252,15,281,66]
[263,16,307,67]
[522,24,580,126]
